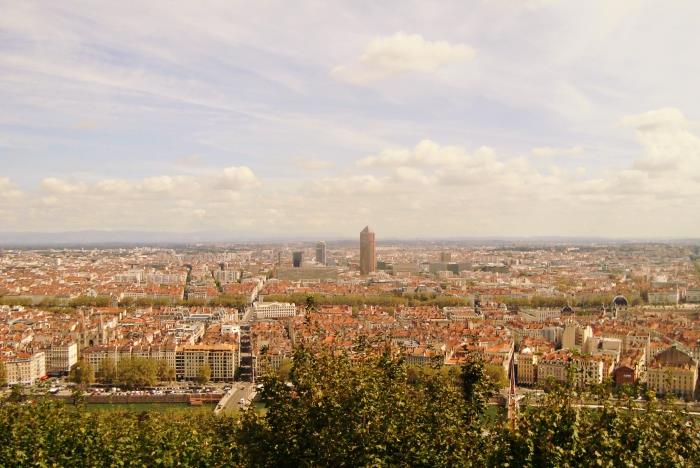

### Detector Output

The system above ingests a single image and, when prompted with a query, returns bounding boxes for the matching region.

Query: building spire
[507,351,521,429]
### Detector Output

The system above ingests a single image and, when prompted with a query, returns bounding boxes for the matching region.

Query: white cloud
[41,177,86,194]
[394,166,435,184]
[531,146,584,157]
[217,166,259,190]
[39,167,259,205]
[311,119,700,235]
[359,139,480,167]
[3,108,700,237]
[622,108,700,174]
[6,166,265,232]
[0,177,23,201]
[332,32,475,84]
[95,179,133,194]
[141,176,178,193]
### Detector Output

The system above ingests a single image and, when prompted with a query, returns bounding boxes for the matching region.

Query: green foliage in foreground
[0,401,241,467]
[239,346,493,466]
[2,347,700,467]
[497,390,700,467]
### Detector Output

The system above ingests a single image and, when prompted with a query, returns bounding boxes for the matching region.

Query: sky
[1,0,700,239]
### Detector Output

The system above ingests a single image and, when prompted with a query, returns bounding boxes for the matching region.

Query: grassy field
[84,402,215,414]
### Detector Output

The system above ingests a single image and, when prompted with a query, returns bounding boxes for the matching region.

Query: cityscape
[3,230,700,400]
[3,0,700,465]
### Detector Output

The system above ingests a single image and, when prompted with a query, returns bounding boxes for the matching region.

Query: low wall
[52,393,224,404]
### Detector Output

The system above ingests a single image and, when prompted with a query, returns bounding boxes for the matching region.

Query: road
[218,382,256,414]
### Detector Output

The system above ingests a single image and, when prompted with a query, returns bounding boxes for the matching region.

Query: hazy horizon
[0,229,699,248]
[3,2,700,237]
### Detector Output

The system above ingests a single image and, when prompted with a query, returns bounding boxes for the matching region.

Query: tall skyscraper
[292,251,303,268]
[440,251,452,262]
[316,241,327,266]
[360,226,376,275]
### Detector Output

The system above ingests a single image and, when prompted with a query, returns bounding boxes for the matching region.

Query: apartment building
[146,273,186,285]
[115,270,144,283]
[214,269,239,284]
[587,336,622,362]
[562,323,593,351]
[647,346,698,399]
[84,342,237,381]
[686,288,700,303]
[44,341,78,375]
[443,306,481,321]
[252,301,297,319]
[83,345,119,373]
[149,343,178,371]
[571,355,604,387]
[404,347,446,366]
[4,351,46,385]
[516,350,538,385]
[176,344,237,381]
[520,308,561,322]
[537,351,571,384]
[648,289,680,305]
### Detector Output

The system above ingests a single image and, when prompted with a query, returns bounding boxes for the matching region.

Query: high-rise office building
[440,251,452,262]
[316,241,327,266]
[360,226,376,275]
[292,251,303,268]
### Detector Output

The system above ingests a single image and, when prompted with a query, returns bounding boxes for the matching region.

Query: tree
[460,351,498,415]
[490,386,700,467]
[237,344,491,466]
[6,385,24,403]
[68,296,110,307]
[97,357,158,389]
[484,364,508,388]
[118,296,136,308]
[0,399,244,466]
[1,350,700,466]
[116,357,158,389]
[0,360,6,387]
[197,363,211,385]
[305,294,317,313]
[157,360,176,382]
[70,386,86,406]
[275,358,292,382]
[68,359,95,388]
[97,357,117,384]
